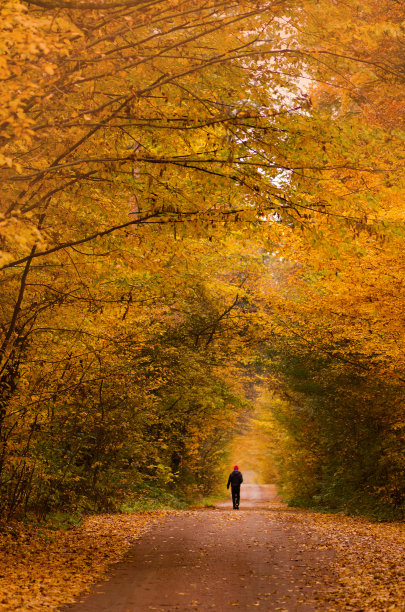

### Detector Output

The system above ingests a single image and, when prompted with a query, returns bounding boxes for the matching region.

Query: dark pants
[231,485,240,508]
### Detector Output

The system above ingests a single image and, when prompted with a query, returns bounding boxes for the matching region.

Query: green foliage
[265,343,405,520]
[120,484,191,512]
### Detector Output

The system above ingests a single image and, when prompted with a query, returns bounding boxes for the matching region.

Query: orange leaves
[0,512,167,611]
[265,505,405,611]
[0,0,404,524]
[303,512,405,611]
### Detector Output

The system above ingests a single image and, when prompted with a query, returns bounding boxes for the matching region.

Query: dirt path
[62,485,336,611]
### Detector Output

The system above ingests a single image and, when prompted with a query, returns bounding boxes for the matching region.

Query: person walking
[227,465,243,509]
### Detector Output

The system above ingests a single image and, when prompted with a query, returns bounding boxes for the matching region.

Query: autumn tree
[1,0,404,519]
[249,0,405,517]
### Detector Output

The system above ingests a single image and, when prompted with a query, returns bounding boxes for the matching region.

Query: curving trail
[62,485,335,611]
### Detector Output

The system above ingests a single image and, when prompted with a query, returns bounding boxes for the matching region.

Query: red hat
[234,465,239,470]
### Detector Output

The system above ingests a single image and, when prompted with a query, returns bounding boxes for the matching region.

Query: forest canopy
[1,0,404,519]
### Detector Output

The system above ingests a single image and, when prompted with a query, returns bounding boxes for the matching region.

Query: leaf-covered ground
[0,498,403,611]
[299,511,405,611]
[0,512,169,611]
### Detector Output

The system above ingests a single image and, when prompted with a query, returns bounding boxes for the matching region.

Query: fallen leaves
[0,511,172,611]
[271,507,405,611]
[0,500,403,611]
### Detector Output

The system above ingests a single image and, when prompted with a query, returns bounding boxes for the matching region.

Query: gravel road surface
[62,485,335,611]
